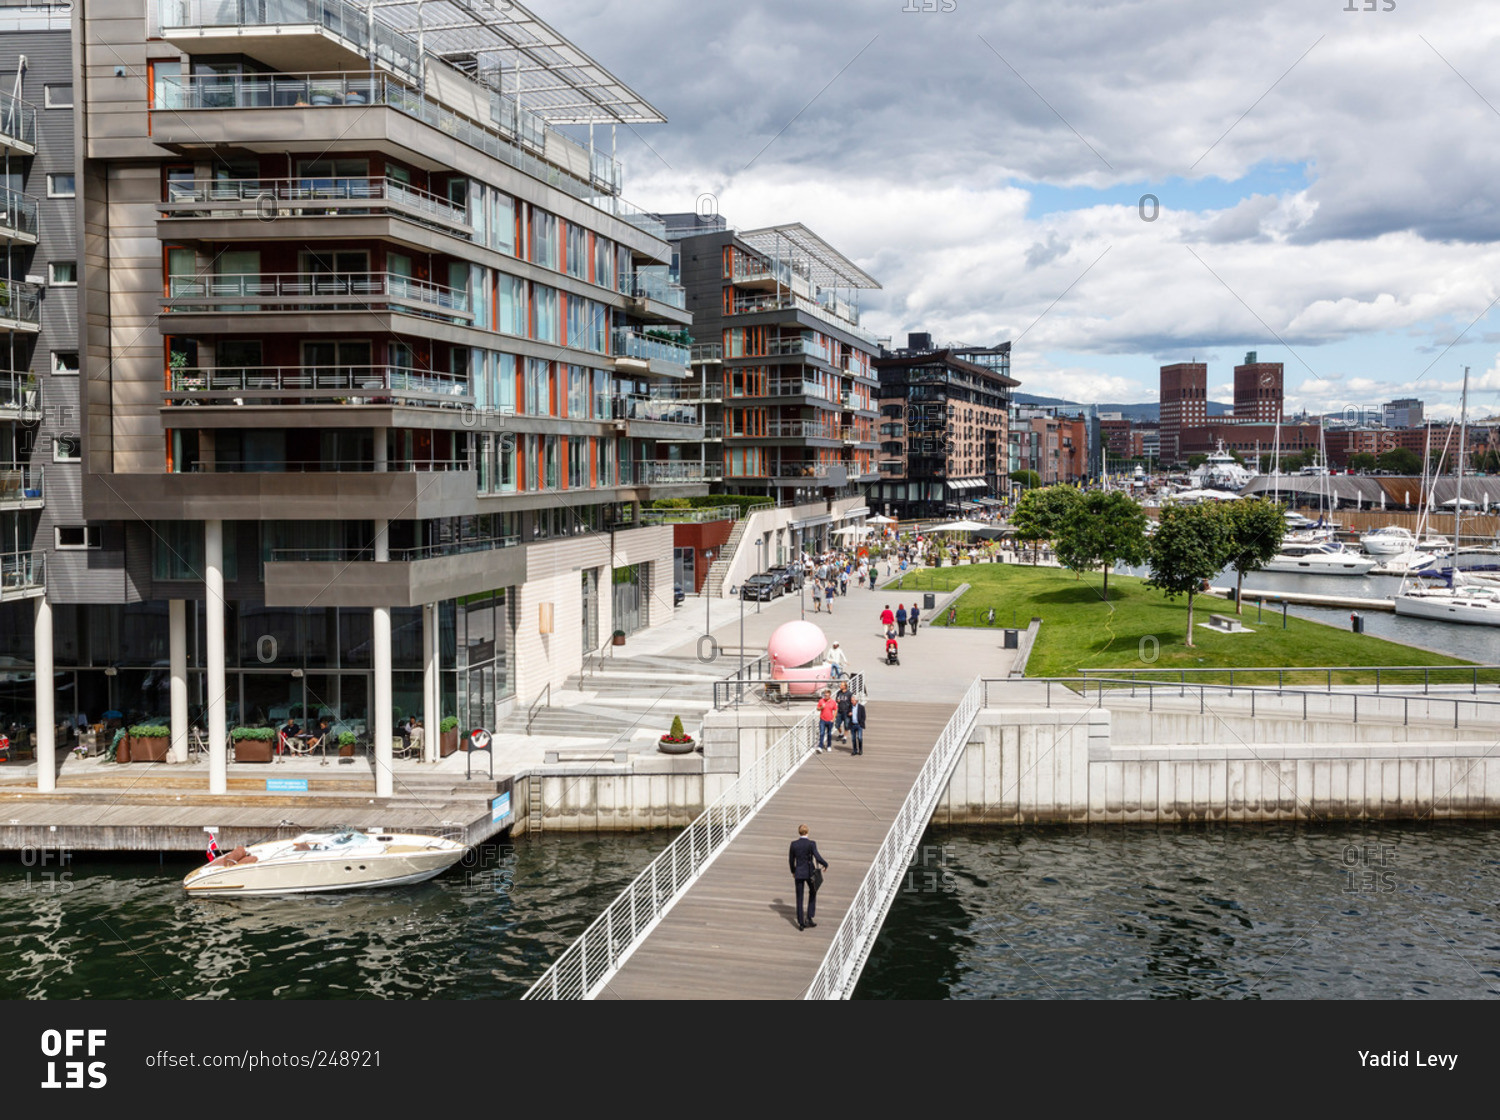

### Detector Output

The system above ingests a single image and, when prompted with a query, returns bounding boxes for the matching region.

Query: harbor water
[5,822,1498,999]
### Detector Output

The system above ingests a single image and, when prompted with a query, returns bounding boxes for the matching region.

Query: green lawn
[925,563,1483,683]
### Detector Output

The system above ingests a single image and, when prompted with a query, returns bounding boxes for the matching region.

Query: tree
[1222,498,1288,614]
[1187,453,1208,469]
[1009,469,1041,490]
[1053,490,1149,599]
[1377,447,1421,475]
[1145,503,1232,648]
[1347,452,1377,473]
[1009,486,1081,564]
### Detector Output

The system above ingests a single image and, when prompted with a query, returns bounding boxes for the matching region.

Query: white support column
[33,597,54,793]
[373,519,393,797]
[169,599,188,764]
[374,427,388,472]
[423,602,438,764]
[205,519,227,794]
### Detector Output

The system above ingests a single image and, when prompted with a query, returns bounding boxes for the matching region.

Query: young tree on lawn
[1009,469,1042,491]
[1145,502,1231,648]
[1054,490,1149,599]
[1010,486,1081,565]
[1223,497,1287,614]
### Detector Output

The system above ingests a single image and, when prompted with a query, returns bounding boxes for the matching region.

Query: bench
[1208,613,1244,632]
[543,748,630,764]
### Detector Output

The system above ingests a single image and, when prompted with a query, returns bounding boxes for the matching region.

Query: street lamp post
[754,539,763,614]
[703,549,714,637]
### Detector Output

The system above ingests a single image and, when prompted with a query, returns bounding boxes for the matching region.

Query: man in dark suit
[788,824,830,930]
[848,694,868,756]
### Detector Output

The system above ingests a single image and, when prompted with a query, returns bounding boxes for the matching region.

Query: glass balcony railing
[270,534,519,563]
[629,460,710,485]
[0,371,41,419]
[0,280,42,327]
[650,381,722,402]
[164,271,470,319]
[0,187,39,242]
[161,175,471,231]
[0,464,43,504]
[690,343,723,363]
[0,93,37,152]
[614,394,698,424]
[613,329,689,368]
[628,267,686,309]
[166,365,470,406]
[0,549,44,598]
[726,289,877,344]
[190,458,469,473]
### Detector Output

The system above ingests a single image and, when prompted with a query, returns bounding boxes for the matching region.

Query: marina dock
[1208,586,1396,612]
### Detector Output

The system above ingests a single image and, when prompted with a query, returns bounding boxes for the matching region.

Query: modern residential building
[3,0,708,793]
[657,214,883,523]
[1383,398,1424,430]
[870,333,1016,517]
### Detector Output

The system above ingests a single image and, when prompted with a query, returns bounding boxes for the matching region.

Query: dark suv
[766,565,802,593]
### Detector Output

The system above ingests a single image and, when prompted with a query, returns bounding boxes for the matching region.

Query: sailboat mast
[1455,366,1469,547]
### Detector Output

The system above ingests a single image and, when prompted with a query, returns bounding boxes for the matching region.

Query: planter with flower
[440,716,460,757]
[230,725,276,763]
[658,715,696,755]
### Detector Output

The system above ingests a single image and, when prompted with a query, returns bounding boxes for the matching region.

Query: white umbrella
[866,514,896,524]
[929,519,986,532]
[832,525,869,537]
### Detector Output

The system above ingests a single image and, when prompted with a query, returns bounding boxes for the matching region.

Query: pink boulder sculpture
[767,621,834,697]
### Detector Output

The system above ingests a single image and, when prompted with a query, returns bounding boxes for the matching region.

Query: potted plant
[230,725,275,763]
[336,731,357,758]
[439,716,459,757]
[125,723,171,762]
[658,715,695,755]
[611,628,627,647]
[309,80,340,106]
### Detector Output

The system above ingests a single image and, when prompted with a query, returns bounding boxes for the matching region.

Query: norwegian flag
[206,834,221,862]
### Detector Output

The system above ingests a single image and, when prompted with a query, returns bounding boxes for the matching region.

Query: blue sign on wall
[491,792,511,823]
[266,778,308,792]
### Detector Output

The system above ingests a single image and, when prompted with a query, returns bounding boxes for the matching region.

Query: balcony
[0,187,39,245]
[164,365,471,409]
[651,381,722,403]
[760,377,831,401]
[156,69,627,216]
[271,534,519,563]
[0,372,42,422]
[734,420,841,441]
[627,267,686,310]
[0,93,36,155]
[612,328,689,376]
[614,394,699,425]
[160,175,471,235]
[0,280,42,332]
[164,271,471,322]
[629,459,712,486]
[0,550,44,601]
[190,457,468,474]
[725,289,878,345]
[0,465,43,508]
[690,343,723,364]
[766,463,831,480]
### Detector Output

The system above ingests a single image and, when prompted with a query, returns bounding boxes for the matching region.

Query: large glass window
[565,222,587,279]
[497,273,525,335]
[529,208,558,269]
[152,521,238,581]
[524,358,551,416]
[491,191,515,255]
[612,563,647,636]
[531,283,559,342]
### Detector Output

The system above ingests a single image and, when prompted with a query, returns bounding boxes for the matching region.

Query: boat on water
[1360,525,1421,556]
[1262,540,1378,576]
[183,826,467,897]
[1191,440,1255,491]
[1372,549,1438,574]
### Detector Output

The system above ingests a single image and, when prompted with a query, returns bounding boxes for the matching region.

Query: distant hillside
[1013,393,1235,423]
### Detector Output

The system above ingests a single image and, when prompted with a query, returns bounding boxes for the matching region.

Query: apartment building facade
[658,215,882,524]
[872,333,1015,517]
[4,0,706,792]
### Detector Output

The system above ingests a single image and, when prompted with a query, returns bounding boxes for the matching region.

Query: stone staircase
[703,517,751,599]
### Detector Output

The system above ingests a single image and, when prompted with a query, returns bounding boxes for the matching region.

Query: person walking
[824,580,834,615]
[789,824,830,930]
[826,640,848,680]
[879,604,895,634]
[909,601,920,633]
[835,681,853,744]
[869,566,879,591]
[848,693,868,755]
[812,580,823,613]
[816,689,837,752]
[896,603,908,637]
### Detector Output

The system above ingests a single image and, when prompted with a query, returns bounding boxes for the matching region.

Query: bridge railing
[804,676,984,1000]
[1075,664,1500,693]
[523,706,820,1000]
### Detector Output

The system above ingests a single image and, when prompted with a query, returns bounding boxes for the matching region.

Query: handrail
[1074,664,1500,694]
[985,676,1500,731]
[804,677,984,999]
[523,705,822,999]
[526,683,551,737]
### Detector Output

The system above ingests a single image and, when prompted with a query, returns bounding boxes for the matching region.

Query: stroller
[885,635,900,665]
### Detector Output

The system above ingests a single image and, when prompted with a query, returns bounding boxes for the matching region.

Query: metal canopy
[736,222,881,290]
[360,0,666,124]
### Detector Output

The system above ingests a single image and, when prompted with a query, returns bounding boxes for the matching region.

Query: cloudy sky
[542,0,1500,419]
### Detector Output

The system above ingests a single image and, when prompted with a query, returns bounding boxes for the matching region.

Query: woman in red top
[879,604,895,632]
[816,690,838,752]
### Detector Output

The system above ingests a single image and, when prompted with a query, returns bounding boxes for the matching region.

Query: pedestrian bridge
[523,681,984,1000]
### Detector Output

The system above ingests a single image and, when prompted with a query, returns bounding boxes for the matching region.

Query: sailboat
[1263,419,1373,574]
[1393,368,1500,625]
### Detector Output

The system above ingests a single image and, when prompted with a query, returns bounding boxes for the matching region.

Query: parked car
[766,565,802,592]
[739,574,780,601]
[673,583,685,606]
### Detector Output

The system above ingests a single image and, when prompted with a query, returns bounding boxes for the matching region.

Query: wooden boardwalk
[598,701,958,1000]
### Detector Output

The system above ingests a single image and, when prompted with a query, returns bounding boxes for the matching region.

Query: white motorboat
[1191,440,1255,491]
[183,826,467,897]
[1394,575,1500,626]
[1371,549,1437,575]
[1360,525,1419,556]
[1262,540,1378,575]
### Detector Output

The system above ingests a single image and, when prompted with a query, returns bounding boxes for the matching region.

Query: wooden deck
[598,701,958,1000]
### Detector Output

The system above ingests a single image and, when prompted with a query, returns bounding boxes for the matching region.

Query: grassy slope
[924,564,1478,680]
